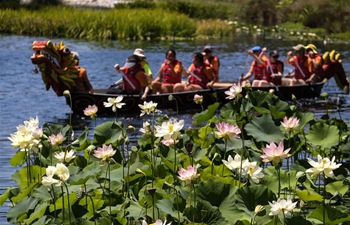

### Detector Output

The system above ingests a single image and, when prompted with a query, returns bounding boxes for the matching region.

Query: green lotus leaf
[93,121,123,145]
[183,200,226,225]
[235,185,274,212]
[308,204,350,225]
[157,197,176,217]
[50,192,77,211]
[18,165,46,188]
[10,150,26,166]
[245,114,284,143]
[126,200,144,220]
[295,189,322,202]
[7,196,38,223]
[70,161,101,185]
[71,127,90,151]
[78,196,105,220]
[260,167,298,195]
[24,201,48,224]
[192,102,219,126]
[196,179,230,207]
[285,216,312,225]
[305,122,339,149]
[31,216,49,225]
[33,185,55,202]
[325,181,349,196]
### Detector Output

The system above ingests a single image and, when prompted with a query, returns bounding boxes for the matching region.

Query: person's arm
[305,58,315,83]
[135,71,149,97]
[204,66,216,87]
[240,62,254,81]
[285,51,293,65]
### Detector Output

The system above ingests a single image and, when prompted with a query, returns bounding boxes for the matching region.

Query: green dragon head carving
[30,40,79,96]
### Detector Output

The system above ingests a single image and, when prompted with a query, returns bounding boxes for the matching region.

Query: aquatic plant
[1,89,350,225]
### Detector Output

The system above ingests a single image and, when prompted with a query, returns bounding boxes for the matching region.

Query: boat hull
[65,81,326,115]
[66,87,230,115]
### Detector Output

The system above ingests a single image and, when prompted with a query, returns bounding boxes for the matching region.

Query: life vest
[162,59,182,84]
[252,60,265,80]
[264,60,284,82]
[313,54,325,79]
[294,56,310,80]
[188,64,210,88]
[122,65,144,93]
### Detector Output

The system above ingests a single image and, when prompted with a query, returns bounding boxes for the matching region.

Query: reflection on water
[1,34,350,223]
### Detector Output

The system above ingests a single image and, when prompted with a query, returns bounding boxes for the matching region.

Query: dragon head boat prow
[30,40,79,96]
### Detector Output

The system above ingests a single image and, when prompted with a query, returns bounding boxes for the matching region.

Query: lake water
[1,34,350,224]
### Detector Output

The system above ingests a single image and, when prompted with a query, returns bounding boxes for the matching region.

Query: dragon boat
[30,40,346,115]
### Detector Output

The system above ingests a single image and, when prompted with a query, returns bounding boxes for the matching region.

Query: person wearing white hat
[285,44,315,85]
[132,48,153,99]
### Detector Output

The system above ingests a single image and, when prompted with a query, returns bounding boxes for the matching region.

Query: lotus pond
[1,86,350,225]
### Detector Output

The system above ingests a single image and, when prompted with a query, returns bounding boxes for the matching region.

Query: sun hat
[293,44,305,51]
[305,44,318,53]
[133,48,146,58]
[123,55,138,69]
[203,45,213,52]
[251,46,262,52]
[269,51,279,58]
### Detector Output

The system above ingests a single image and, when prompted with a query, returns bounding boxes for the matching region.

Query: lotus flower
[193,94,203,104]
[142,219,172,225]
[222,154,249,170]
[261,141,291,166]
[155,119,184,141]
[243,161,264,183]
[281,116,299,132]
[225,83,242,100]
[139,101,158,116]
[178,165,200,184]
[48,132,64,147]
[103,96,125,112]
[54,150,76,163]
[83,104,98,119]
[214,122,241,141]
[305,155,341,178]
[268,196,297,216]
[93,144,116,163]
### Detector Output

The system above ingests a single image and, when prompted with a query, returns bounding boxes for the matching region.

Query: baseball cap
[203,45,212,52]
[269,51,279,58]
[251,46,262,52]
[133,48,146,58]
[123,55,138,69]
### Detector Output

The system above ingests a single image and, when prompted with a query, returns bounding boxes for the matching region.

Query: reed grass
[0,6,232,40]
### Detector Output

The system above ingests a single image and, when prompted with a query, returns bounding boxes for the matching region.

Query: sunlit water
[1,34,350,223]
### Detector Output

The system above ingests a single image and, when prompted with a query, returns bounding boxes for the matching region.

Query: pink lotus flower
[93,144,116,162]
[193,94,203,104]
[261,141,291,166]
[214,122,241,141]
[178,165,200,184]
[225,83,242,100]
[48,132,64,147]
[83,104,98,119]
[281,116,299,132]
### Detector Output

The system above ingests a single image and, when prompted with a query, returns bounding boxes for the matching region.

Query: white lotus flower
[103,96,125,112]
[269,196,298,216]
[225,83,242,100]
[243,161,264,183]
[155,119,184,140]
[54,150,76,163]
[139,101,158,116]
[222,154,249,171]
[305,155,341,178]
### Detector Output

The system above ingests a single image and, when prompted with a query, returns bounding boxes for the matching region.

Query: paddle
[239,53,250,84]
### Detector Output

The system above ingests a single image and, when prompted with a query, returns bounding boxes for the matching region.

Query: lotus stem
[64,182,72,225]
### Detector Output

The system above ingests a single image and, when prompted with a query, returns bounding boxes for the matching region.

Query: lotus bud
[269,89,275,94]
[244,81,251,90]
[292,94,297,101]
[296,171,305,180]
[63,90,71,97]
[168,94,174,101]
[254,205,266,216]
[86,144,96,153]
[320,92,329,100]
[125,136,130,145]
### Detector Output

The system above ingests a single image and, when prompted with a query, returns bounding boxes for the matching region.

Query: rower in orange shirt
[203,45,220,82]
[239,46,268,87]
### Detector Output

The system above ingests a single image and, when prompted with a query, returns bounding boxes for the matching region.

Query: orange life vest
[264,60,284,82]
[163,60,182,84]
